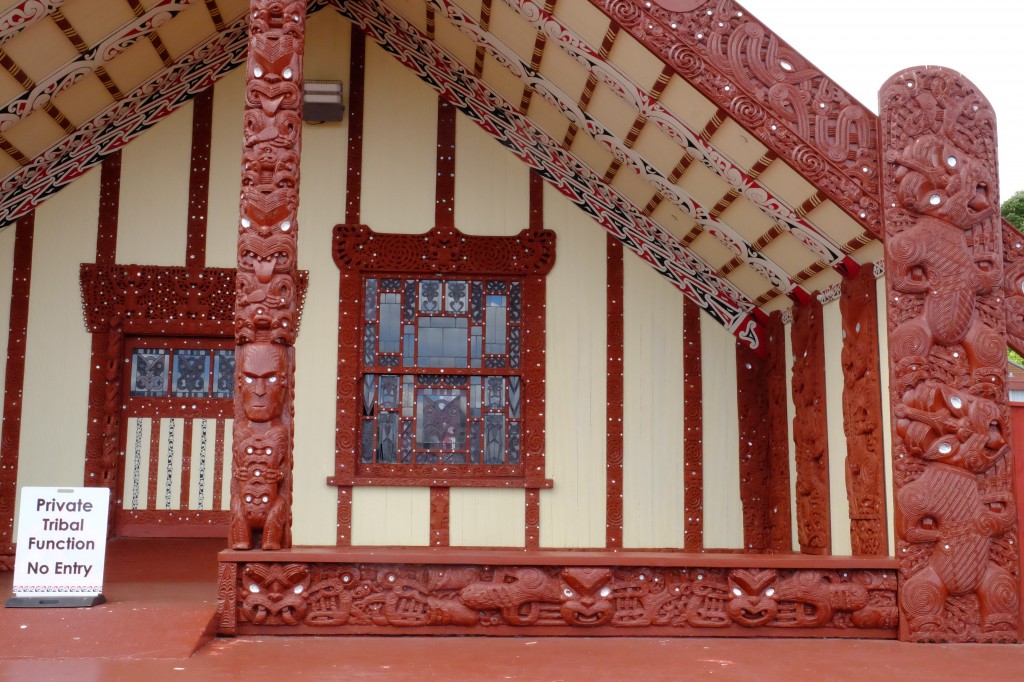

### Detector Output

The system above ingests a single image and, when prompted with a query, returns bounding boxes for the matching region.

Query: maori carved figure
[881,67,1020,641]
[223,562,899,634]
[790,300,830,553]
[240,563,309,625]
[840,269,888,555]
[231,0,304,551]
[1000,219,1024,354]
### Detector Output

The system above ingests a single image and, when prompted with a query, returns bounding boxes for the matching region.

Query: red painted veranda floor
[1,538,1023,681]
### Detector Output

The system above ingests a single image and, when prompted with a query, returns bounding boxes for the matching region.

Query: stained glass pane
[419,280,442,313]
[509,326,521,368]
[379,293,401,353]
[446,281,468,313]
[403,280,417,321]
[416,390,466,450]
[484,414,505,464]
[377,412,398,463]
[469,421,482,463]
[378,375,400,408]
[508,423,521,464]
[212,350,235,398]
[471,282,484,322]
[363,323,376,365]
[362,375,376,415]
[509,377,521,418]
[486,377,505,409]
[401,419,414,463]
[361,421,375,463]
[510,281,522,322]
[130,348,169,397]
[485,295,507,354]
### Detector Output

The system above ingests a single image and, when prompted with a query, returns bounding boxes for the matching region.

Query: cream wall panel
[116,101,192,266]
[290,15,352,546]
[454,112,529,235]
[360,41,437,234]
[205,66,245,269]
[540,184,607,548]
[351,487,430,546]
[450,488,525,547]
[622,249,685,548]
[701,311,742,549]
[15,167,100,534]
[823,300,852,555]
[877,275,895,556]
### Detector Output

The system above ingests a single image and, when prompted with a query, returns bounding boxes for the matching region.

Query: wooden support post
[880,66,1019,642]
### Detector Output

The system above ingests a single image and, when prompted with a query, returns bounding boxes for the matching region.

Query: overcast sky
[737,1,1024,201]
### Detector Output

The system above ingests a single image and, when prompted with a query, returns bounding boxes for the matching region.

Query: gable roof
[0,0,887,349]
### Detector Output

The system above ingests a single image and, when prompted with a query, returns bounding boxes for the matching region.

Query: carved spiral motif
[666,45,704,81]
[983,569,1019,616]
[606,0,643,28]
[729,96,765,127]
[900,576,944,619]
[791,144,827,181]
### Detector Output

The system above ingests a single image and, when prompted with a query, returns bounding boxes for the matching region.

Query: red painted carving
[95,152,120,265]
[736,313,789,551]
[186,88,213,268]
[606,236,624,548]
[881,67,1020,642]
[736,342,770,551]
[764,312,792,551]
[790,298,831,554]
[588,0,879,233]
[1001,218,1024,355]
[231,0,304,551]
[682,298,703,549]
[430,487,450,547]
[525,488,540,549]
[0,213,33,564]
[220,557,897,636]
[840,267,888,555]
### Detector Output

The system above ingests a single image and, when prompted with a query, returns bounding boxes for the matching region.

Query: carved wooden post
[880,67,1020,642]
[231,0,304,550]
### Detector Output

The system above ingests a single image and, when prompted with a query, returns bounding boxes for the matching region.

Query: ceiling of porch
[0,0,887,343]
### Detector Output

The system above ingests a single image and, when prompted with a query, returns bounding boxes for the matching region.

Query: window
[331,224,555,488]
[360,277,523,467]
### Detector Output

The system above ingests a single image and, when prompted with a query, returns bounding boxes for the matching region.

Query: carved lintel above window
[79,264,308,336]
[332,224,555,489]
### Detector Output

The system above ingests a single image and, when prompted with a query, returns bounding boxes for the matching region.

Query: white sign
[12,487,110,597]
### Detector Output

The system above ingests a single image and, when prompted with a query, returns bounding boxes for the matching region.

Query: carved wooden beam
[880,66,1020,642]
[230,0,305,551]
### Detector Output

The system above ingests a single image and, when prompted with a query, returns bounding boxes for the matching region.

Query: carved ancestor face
[895,381,1008,473]
[558,568,615,627]
[895,134,994,227]
[726,569,779,627]
[241,563,309,626]
[240,343,288,422]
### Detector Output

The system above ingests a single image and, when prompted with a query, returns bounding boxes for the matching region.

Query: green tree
[1002,190,1024,230]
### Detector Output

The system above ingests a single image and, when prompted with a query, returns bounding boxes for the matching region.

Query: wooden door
[115,336,234,537]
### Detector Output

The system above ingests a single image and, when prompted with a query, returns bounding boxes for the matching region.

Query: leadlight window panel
[128,343,234,401]
[359,276,523,467]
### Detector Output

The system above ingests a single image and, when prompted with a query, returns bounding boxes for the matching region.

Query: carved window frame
[331,224,555,489]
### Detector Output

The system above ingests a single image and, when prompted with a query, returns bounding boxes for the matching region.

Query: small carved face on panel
[895,134,994,227]
[726,569,779,627]
[558,568,615,627]
[895,381,1008,473]
[241,563,309,626]
[239,343,288,422]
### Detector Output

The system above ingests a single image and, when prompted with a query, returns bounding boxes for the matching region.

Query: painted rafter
[430,0,805,301]
[328,0,766,350]
[0,9,251,228]
[0,1,67,46]
[498,0,862,277]
[0,0,198,132]
[589,0,880,235]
